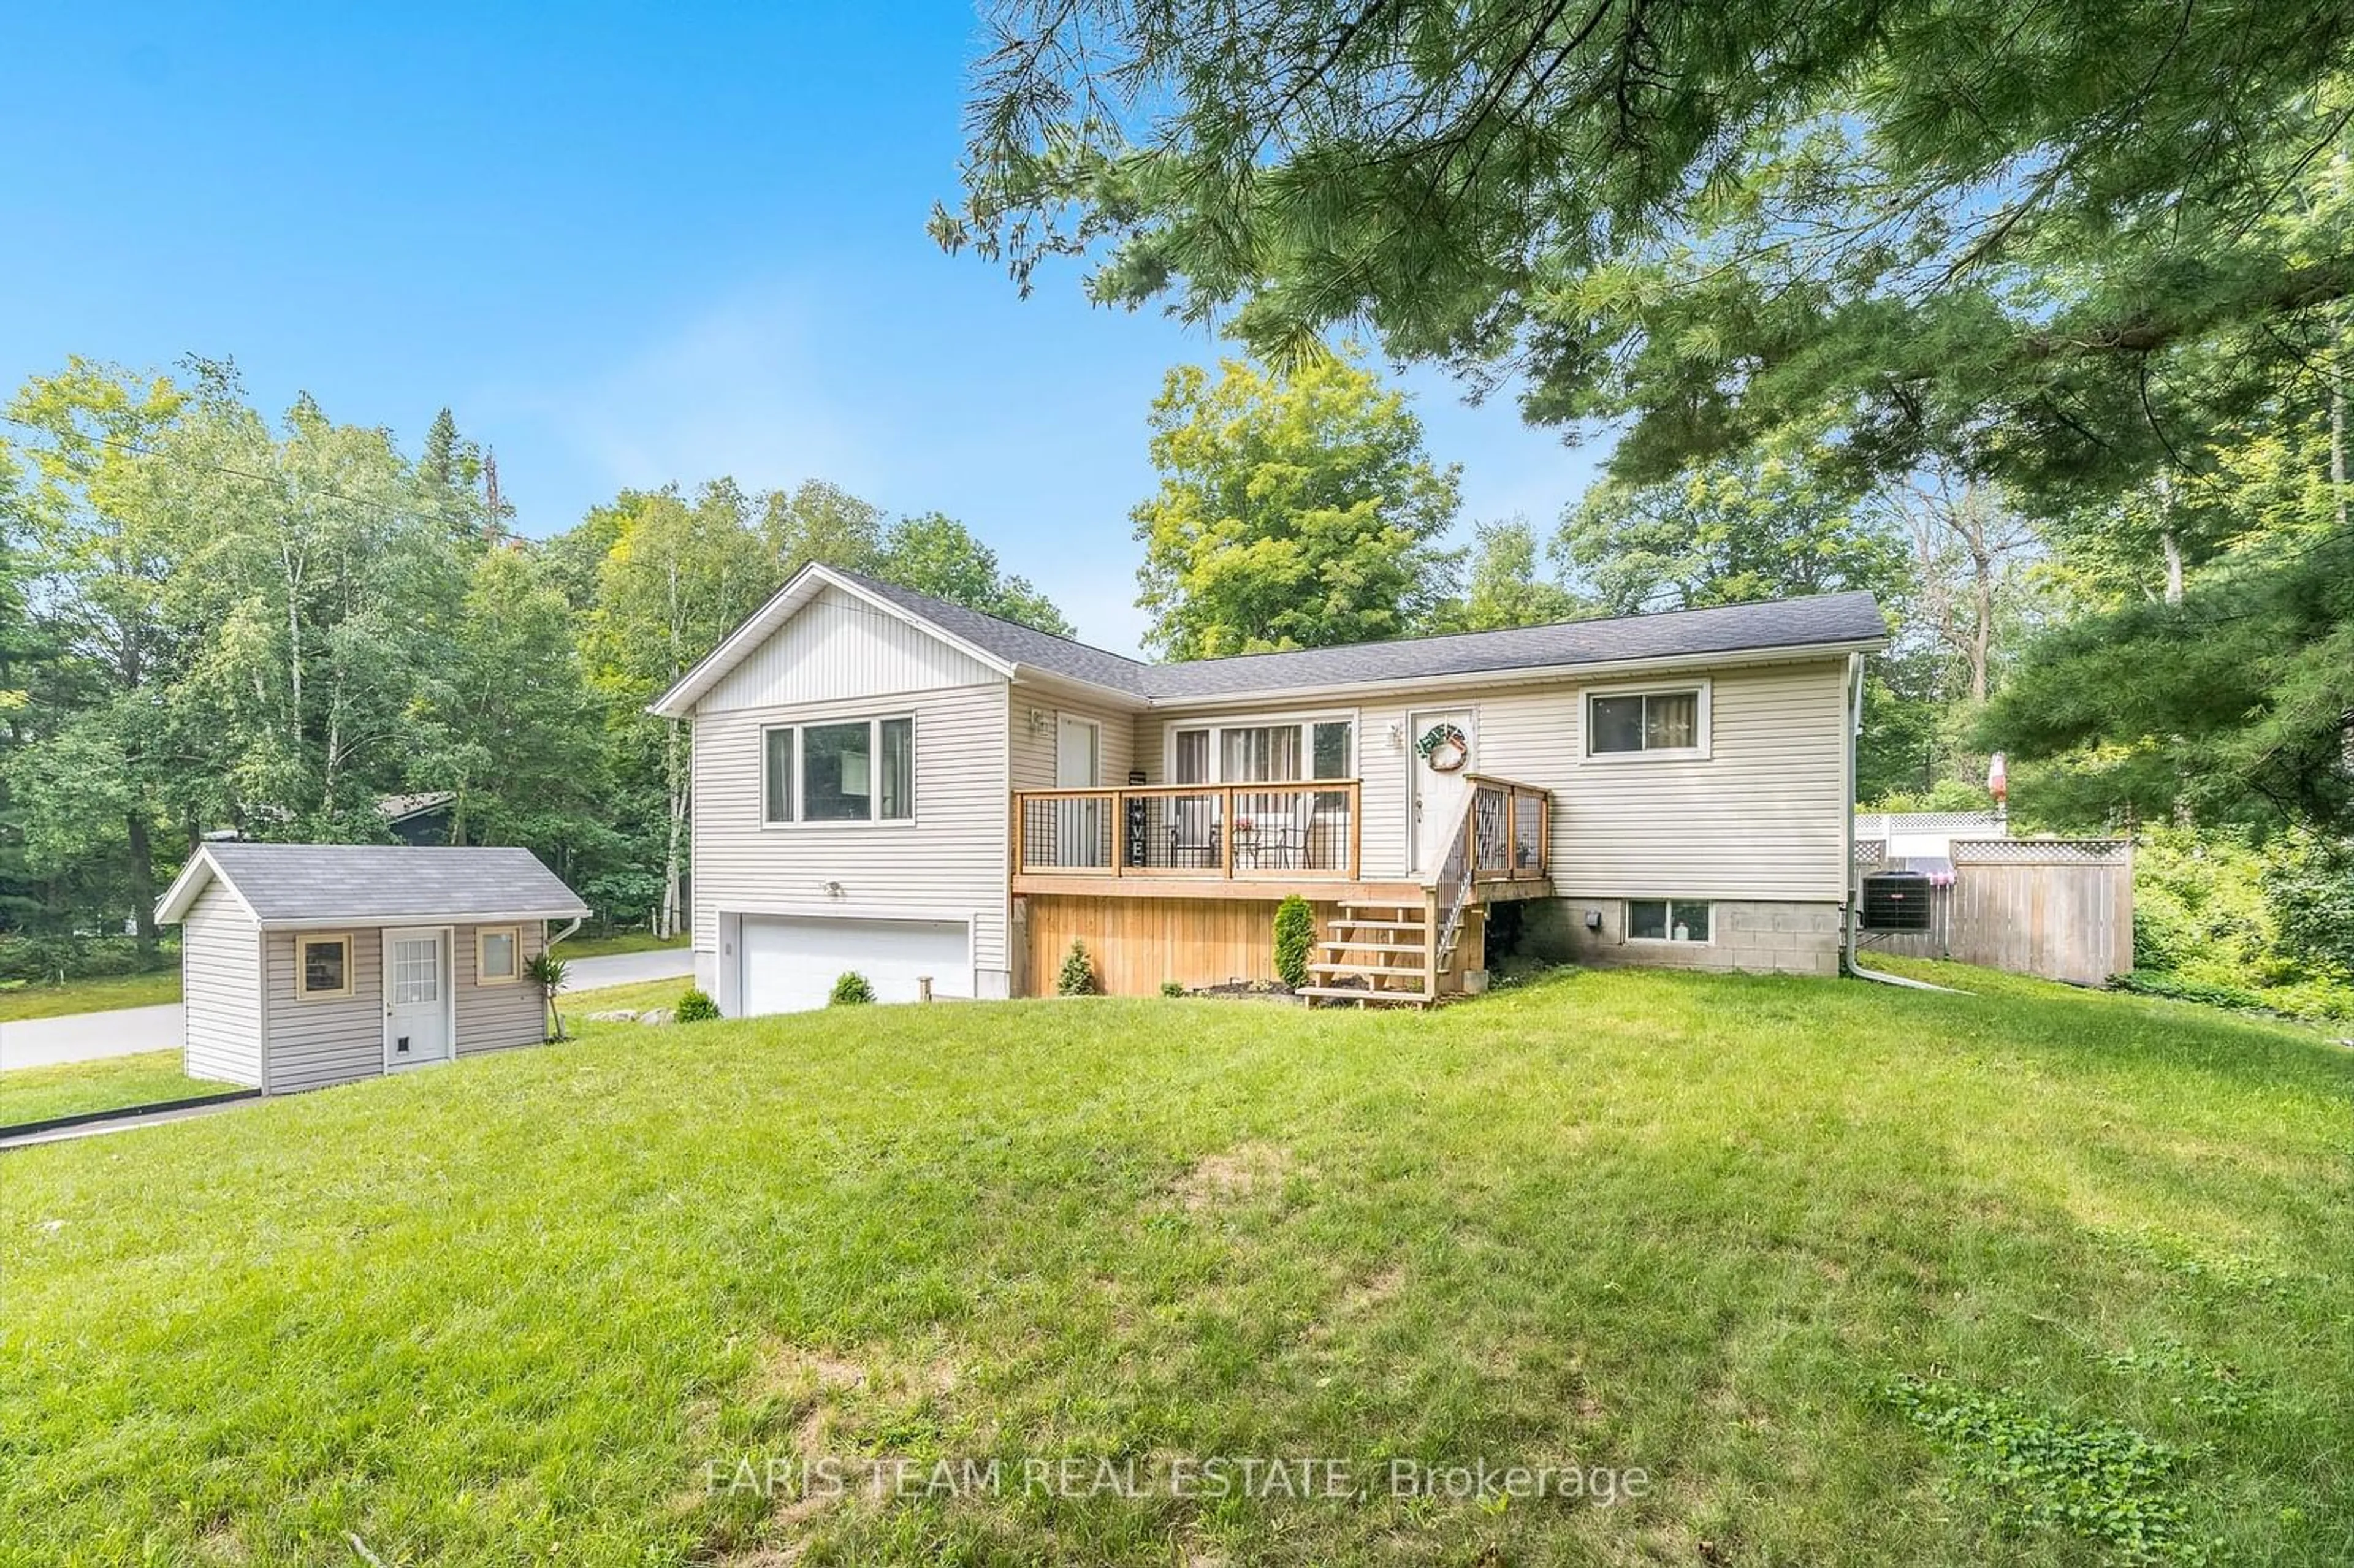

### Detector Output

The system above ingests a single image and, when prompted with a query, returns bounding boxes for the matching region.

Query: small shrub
[2111,969,2272,1014]
[676,988,721,1023]
[1272,894,1315,989]
[1057,940,1099,996]
[1160,980,1185,998]
[829,971,876,1006]
[525,951,571,1041]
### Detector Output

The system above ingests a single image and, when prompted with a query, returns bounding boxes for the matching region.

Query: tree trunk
[660,715,688,939]
[2331,313,2347,533]
[126,812,158,961]
[1969,571,1994,705]
[2155,471,2183,604]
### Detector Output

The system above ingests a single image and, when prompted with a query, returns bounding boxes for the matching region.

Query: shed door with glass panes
[384,928,452,1068]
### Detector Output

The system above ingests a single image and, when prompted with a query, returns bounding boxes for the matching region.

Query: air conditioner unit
[1860,870,1935,933]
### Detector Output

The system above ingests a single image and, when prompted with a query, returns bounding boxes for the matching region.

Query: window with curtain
[1173,729,1210,784]
[762,726,794,823]
[1588,689,1703,755]
[1172,719,1355,782]
[1221,725,1303,782]
[878,717,913,820]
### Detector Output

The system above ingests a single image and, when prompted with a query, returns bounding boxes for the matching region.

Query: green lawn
[2,969,2348,1566]
[0,967,180,1022]
[555,929,693,961]
[0,1049,223,1130]
[562,975,705,1019]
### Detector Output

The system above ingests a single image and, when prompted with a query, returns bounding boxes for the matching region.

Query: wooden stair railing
[1300,774,1549,1008]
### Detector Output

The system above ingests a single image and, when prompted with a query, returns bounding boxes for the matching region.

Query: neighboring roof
[156,842,590,928]
[650,560,1889,716]
[377,791,457,821]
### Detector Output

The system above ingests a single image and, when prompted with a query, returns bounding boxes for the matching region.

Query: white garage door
[739,915,971,1014]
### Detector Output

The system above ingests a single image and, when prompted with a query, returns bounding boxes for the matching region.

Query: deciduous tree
[1132,354,1460,658]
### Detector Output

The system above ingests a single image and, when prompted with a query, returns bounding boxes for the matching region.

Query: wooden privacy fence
[1856,837,2134,986]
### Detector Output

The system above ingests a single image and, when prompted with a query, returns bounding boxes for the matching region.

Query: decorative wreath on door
[1415,722,1469,772]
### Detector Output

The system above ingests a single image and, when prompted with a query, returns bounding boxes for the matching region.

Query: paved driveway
[0,947,693,1070]
[0,1004,185,1071]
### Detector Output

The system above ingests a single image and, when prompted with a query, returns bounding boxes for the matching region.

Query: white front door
[1406,707,1479,876]
[384,927,452,1071]
[1056,715,1104,866]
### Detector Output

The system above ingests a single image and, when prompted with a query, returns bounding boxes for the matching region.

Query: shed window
[1626,899,1712,943]
[299,935,352,999]
[477,927,519,984]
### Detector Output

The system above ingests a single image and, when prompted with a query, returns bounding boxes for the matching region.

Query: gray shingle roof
[188,843,588,926]
[828,566,1160,694]
[830,566,1886,702]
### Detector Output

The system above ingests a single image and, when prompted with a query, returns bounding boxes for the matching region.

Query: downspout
[546,918,582,949]
[1843,651,1959,992]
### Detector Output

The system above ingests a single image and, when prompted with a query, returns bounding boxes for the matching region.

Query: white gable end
[699,585,1005,711]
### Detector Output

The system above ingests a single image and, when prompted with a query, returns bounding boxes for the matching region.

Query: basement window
[1626,900,1711,943]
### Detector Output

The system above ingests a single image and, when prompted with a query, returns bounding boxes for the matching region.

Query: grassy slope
[0,968,180,1022]
[2,970,2348,1566]
[0,1050,218,1128]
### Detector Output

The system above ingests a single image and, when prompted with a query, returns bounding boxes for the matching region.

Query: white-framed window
[1626,899,1712,943]
[761,725,794,824]
[297,933,353,999]
[1167,713,1358,783]
[761,715,915,824]
[476,926,520,986]
[1585,679,1711,760]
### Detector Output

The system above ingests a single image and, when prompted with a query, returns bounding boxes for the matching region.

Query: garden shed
[154,843,590,1095]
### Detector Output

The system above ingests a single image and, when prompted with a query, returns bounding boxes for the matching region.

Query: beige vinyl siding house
[685,584,1024,1010]
[1121,659,1849,899]
[159,844,588,1094]
[657,563,1887,1009]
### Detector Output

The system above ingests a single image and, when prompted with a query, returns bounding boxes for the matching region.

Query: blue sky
[0,4,1601,654]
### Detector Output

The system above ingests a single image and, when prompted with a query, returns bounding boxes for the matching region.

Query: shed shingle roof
[828,565,1885,703]
[167,843,588,927]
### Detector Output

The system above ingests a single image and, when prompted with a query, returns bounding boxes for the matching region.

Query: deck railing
[1015,780,1363,880]
[1465,773,1550,883]
[1432,773,1553,972]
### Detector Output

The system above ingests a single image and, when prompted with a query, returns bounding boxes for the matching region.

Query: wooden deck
[1011,774,1553,999]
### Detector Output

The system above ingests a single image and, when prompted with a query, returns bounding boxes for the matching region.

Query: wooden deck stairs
[1297,773,1551,1009]
[1298,897,1476,1008]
